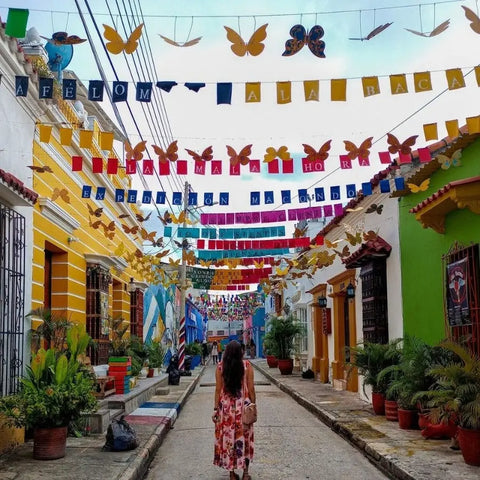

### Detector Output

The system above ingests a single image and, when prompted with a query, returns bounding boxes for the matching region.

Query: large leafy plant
[0,325,97,429]
[266,314,304,360]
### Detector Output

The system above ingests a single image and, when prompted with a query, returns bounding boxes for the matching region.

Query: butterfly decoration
[463,6,480,34]
[436,149,462,170]
[102,221,116,237]
[169,258,181,266]
[118,214,130,219]
[325,239,339,249]
[346,231,362,246]
[185,146,213,162]
[140,228,156,242]
[125,140,147,161]
[151,237,164,248]
[363,230,379,242]
[183,250,196,265]
[263,146,290,163]
[152,141,178,163]
[174,239,191,250]
[134,248,144,259]
[282,24,326,58]
[41,31,87,45]
[199,259,213,268]
[405,19,450,37]
[170,211,196,225]
[293,225,307,238]
[122,224,139,234]
[158,211,172,225]
[344,137,373,160]
[114,242,125,256]
[346,206,364,213]
[155,249,170,259]
[89,218,102,230]
[386,133,418,155]
[253,260,264,269]
[349,23,393,41]
[275,266,289,276]
[226,144,252,166]
[87,204,103,218]
[407,178,431,193]
[334,245,351,259]
[136,212,152,223]
[52,188,70,203]
[159,34,202,47]
[28,165,53,173]
[366,203,384,215]
[302,141,332,162]
[224,23,268,56]
[103,23,144,55]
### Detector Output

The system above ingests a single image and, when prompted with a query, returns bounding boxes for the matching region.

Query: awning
[0,169,38,206]
[344,236,392,268]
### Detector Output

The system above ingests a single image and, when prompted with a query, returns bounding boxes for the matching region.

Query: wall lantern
[127,277,136,293]
[318,295,328,308]
[346,282,356,299]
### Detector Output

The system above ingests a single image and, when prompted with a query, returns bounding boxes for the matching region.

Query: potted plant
[414,341,480,465]
[27,307,72,352]
[144,339,166,376]
[185,341,202,369]
[0,325,97,460]
[346,339,401,415]
[263,331,279,368]
[267,313,304,375]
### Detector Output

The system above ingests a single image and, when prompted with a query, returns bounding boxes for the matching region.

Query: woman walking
[211,341,219,364]
[212,340,255,480]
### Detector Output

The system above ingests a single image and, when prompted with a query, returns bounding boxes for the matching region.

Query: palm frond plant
[267,313,304,360]
[27,308,72,353]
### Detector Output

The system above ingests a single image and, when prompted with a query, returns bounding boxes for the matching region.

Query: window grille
[296,308,308,352]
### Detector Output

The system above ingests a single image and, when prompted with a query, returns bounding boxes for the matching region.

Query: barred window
[296,308,308,352]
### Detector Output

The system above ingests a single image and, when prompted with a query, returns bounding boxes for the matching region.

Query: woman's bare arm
[246,363,256,403]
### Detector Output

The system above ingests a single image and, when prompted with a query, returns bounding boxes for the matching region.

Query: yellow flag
[445,68,465,90]
[466,115,480,134]
[245,82,261,103]
[79,130,94,148]
[38,124,52,143]
[475,66,480,86]
[445,119,459,138]
[331,79,346,101]
[389,74,408,95]
[59,127,73,146]
[303,80,319,101]
[413,72,432,92]
[361,76,380,97]
[423,123,438,141]
[99,131,114,151]
[276,81,291,104]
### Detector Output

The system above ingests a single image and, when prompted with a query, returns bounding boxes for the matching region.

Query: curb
[251,363,415,480]
[118,367,204,480]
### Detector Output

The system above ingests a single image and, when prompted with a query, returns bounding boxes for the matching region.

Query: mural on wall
[143,283,177,345]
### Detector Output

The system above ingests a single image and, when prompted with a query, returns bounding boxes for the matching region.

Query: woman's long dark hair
[222,340,244,397]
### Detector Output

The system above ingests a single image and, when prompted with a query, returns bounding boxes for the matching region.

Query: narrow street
[144,364,390,480]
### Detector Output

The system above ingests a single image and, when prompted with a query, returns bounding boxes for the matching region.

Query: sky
[2,0,480,260]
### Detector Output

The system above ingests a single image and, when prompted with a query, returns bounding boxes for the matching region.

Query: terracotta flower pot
[371,392,385,415]
[384,400,399,422]
[397,408,419,430]
[277,358,294,375]
[266,355,278,368]
[33,426,68,460]
[458,426,480,466]
[418,412,430,430]
[147,368,154,378]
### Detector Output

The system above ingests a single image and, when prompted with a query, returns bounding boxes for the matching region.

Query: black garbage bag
[103,416,138,452]
[167,353,180,385]
[184,354,193,372]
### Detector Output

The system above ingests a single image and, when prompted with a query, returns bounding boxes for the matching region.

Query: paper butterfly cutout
[366,203,383,215]
[118,213,130,219]
[325,239,339,249]
[155,249,170,259]
[226,144,252,166]
[158,211,172,225]
[294,226,307,238]
[302,141,331,162]
[405,19,450,37]
[152,141,178,163]
[363,230,379,242]
[253,260,264,269]
[114,242,125,256]
[387,133,418,155]
[344,137,373,160]
[28,165,53,173]
[125,140,147,161]
[52,188,70,203]
[199,260,212,268]
[169,258,181,266]
[264,146,290,163]
[103,23,144,55]
[170,211,195,225]
[282,24,326,58]
[334,245,351,259]
[151,237,164,248]
[89,218,102,230]
[183,250,196,264]
[122,224,139,234]
[41,31,87,45]
[185,146,213,162]
[224,24,268,57]
[346,206,363,212]
[437,149,462,169]
[136,212,152,222]
[462,6,480,34]
[159,34,202,47]
[275,266,289,276]
[346,231,362,246]
[140,228,156,242]
[87,204,103,218]
[349,23,393,41]
[407,178,430,193]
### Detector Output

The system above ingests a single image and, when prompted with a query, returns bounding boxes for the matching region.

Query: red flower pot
[384,400,399,421]
[277,358,294,375]
[266,355,278,368]
[33,426,68,460]
[418,412,430,430]
[371,392,385,415]
[458,426,480,466]
[397,409,419,430]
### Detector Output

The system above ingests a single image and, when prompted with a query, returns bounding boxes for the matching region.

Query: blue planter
[190,354,201,369]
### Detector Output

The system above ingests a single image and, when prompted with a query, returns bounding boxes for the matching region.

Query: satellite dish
[45,41,73,81]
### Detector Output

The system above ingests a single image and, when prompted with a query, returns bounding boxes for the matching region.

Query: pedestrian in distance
[212,340,255,480]
[211,340,219,365]
[202,340,209,366]
[217,340,223,362]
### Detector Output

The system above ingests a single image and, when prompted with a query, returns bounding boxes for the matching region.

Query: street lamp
[318,295,328,308]
[127,277,135,293]
[346,282,355,299]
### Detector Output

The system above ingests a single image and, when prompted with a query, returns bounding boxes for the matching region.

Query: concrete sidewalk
[251,359,479,480]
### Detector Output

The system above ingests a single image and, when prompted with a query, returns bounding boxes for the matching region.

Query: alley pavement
[1,358,479,480]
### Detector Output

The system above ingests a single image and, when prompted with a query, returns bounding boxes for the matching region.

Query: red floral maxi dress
[213,360,254,471]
